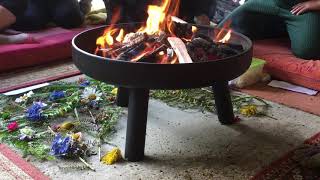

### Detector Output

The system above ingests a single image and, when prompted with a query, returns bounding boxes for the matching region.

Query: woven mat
[0,60,81,93]
[237,83,320,116]
[0,144,49,180]
[253,132,320,179]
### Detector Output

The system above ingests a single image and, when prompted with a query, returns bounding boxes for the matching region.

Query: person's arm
[0,5,16,30]
[291,0,320,15]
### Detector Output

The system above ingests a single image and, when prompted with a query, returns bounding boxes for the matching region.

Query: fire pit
[72,1,252,162]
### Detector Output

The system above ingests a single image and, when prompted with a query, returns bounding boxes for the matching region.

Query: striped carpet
[0,144,49,180]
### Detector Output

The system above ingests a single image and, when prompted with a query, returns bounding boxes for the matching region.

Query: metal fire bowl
[72,24,253,89]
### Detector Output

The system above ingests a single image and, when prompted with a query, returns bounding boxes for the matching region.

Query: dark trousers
[0,0,84,31]
[104,0,215,23]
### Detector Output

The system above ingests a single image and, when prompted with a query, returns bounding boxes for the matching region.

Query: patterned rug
[253,132,320,179]
[0,60,81,93]
[0,144,49,180]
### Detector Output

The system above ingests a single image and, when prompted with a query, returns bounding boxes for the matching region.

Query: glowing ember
[159,51,165,56]
[192,26,198,33]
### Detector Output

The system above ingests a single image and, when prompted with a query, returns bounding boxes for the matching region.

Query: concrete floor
[31,97,320,180]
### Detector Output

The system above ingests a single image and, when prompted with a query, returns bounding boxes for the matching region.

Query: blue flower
[89,100,100,109]
[49,91,65,101]
[50,134,71,156]
[79,80,90,87]
[26,103,43,121]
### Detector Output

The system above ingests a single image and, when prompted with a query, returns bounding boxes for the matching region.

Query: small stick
[48,126,56,135]
[79,157,96,171]
[88,110,101,162]
[74,108,80,122]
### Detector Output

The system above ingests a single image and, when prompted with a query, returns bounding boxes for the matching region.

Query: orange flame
[138,0,179,35]
[116,28,125,42]
[218,30,232,43]
[95,8,121,55]
[215,20,232,43]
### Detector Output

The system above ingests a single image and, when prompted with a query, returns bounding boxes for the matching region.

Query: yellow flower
[111,88,118,95]
[240,105,258,117]
[71,132,82,142]
[101,148,122,165]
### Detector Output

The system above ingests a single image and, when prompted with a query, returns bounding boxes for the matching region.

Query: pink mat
[0,26,97,72]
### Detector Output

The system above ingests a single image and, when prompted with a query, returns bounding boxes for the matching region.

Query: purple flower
[49,91,65,101]
[50,134,71,156]
[79,80,90,87]
[26,103,44,121]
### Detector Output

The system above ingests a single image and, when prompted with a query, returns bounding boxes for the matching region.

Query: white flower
[34,101,48,108]
[15,91,34,103]
[81,87,102,101]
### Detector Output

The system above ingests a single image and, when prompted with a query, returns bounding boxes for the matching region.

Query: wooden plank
[167,37,193,64]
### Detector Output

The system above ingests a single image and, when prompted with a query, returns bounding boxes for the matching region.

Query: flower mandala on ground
[15,91,34,103]
[49,91,65,101]
[7,121,18,132]
[81,87,102,102]
[19,127,35,141]
[26,102,47,121]
[50,134,72,156]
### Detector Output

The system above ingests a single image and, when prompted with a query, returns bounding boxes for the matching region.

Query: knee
[0,6,16,29]
[53,8,84,28]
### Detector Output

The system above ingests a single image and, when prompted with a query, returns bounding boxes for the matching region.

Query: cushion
[0,26,93,72]
[253,39,320,91]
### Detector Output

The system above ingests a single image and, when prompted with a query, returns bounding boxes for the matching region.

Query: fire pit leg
[213,81,235,125]
[125,88,150,162]
[116,87,129,107]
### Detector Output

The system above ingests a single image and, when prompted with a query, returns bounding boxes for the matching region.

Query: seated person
[0,0,92,44]
[104,0,214,25]
[218,0,320,60]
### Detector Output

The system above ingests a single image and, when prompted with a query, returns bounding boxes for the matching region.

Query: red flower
[7,121,18,132]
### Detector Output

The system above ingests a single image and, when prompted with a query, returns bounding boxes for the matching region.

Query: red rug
[0,60,81,93]
[0,144,49,180]
[253,132,320,179]
[237,83,320,116]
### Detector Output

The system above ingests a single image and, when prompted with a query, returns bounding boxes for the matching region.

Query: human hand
[291,0,320,15]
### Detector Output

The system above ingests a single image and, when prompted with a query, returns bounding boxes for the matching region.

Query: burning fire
[95,0,235,63]
[138,0,172,35]
[215,20,232,43]
[95,0,181,62]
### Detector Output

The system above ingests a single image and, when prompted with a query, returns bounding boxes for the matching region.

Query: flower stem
[79,157,96,171]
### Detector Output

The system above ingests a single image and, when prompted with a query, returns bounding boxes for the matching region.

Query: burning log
[170,16,193,39]
[116,42,146,60]
[186,33,244,62]
[168,37,193,64]
[138,44,167,62]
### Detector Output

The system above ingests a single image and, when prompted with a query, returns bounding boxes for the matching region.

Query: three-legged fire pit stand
[72,25,252,162]
[116,82,234,161]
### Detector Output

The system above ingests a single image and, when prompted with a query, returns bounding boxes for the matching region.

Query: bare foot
[0,33,36,45]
